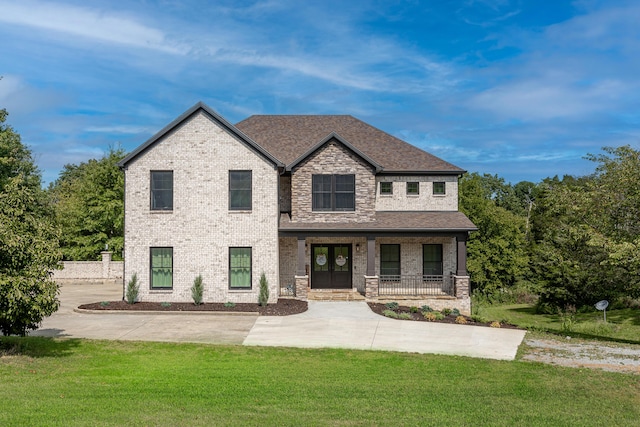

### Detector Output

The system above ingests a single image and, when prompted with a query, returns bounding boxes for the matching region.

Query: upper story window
[312,174,355,211]
[433,182,446,195]
[407,182,419,195]
[229,170,252,210]
[380,182,393,195]
[150,171,173,210]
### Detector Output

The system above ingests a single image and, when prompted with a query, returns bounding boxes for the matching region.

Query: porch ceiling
[279,211,477,236]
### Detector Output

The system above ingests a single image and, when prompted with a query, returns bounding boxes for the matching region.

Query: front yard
[1,337,639,426]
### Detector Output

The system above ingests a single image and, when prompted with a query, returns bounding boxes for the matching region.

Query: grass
[1,337,640,426]
[479,303,640,344]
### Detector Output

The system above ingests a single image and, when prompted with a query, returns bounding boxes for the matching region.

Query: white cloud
[0,0,183,54]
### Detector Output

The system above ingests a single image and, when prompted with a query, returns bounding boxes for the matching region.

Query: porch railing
[378,275,454,297]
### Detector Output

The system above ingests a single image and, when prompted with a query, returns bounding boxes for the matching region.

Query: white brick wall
[375,175,458,211]
[122,112,280,303]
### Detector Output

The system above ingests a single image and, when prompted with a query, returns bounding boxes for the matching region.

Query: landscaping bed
[78,299,308,316]
[367,302,521,329]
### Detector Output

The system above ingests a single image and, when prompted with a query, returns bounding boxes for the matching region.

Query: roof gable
[286,132,383,172]
[118,102,283,168]
[235,115,464,174]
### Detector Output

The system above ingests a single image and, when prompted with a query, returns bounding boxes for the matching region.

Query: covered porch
[278,211,476,313]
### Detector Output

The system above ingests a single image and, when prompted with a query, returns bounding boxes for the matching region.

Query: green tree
[459,173,529,298]
[0,108,61,336]
[49,147,125,260]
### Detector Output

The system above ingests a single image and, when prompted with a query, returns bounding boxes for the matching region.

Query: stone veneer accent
[375,175,458,211]
[290,140,376,223]
[295,275,309,300]
[455,276,470,299]
[365,275,379,298]
[122,111,280,303]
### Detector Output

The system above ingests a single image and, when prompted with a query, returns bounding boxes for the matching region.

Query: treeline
[460,146,640,311]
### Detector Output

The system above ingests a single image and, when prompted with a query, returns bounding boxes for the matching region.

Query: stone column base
[295,275,309,301]
[364,275,379,298]
[454,276,470,299]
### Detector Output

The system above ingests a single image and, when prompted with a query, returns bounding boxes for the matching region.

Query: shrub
[442,308,452,316]
[100,301,110,307]
[433,311,444,320]
[424,312,437,321]
[421,305,433,313]
[385,302,399,311]
[224,302,236,308]
[490,321,502,328]
[258,272,269,306]
[455,316,467,324]
[125,273,139,304]
[191,275,204,305]
[398,313,413,320]
[161,302,171,308]
[383,310,399,318]
[409,306,419,313]
[452,308,460,316]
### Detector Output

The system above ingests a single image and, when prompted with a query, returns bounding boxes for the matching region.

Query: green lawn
[479,303,640,344]
[1,338,639,426]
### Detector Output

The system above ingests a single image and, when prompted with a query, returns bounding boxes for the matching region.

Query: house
[118,102,477,314]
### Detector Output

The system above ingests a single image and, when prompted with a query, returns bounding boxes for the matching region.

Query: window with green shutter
[150,247,173,289]
[229,247,252,289]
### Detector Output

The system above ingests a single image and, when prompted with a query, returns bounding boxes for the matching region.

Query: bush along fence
[51,251,123,284]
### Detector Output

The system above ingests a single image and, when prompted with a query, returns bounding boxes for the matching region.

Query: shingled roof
[235,115,464,174]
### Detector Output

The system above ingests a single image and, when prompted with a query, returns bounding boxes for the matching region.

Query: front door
[311,244,352,289]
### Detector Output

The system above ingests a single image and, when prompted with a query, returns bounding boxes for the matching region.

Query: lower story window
[229,247,252,289]
[151,247,173,289]
[423,244,443,276]
[380,244,400,276]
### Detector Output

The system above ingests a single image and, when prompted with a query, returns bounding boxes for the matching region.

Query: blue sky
[1,0,639,185]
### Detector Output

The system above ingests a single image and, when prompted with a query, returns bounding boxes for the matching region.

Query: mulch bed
[367,303,521,329]
[78,299,308,316]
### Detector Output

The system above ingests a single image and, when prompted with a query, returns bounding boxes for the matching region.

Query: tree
[459,173,529,298]
[48,147,125,260]
[0,108,61,336]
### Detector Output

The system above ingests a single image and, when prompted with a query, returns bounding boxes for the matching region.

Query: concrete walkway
[32,283,526,360]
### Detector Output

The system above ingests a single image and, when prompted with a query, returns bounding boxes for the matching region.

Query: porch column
[456,235,468,276]
[296,236,306,276]
[366,236,375,276]
[295,236,308,301]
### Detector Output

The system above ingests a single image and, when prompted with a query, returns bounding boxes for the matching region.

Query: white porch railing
[378,275,454,297]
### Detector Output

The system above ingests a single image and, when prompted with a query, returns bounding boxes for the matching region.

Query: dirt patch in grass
[78,298,307,316]
[367,303,521,329]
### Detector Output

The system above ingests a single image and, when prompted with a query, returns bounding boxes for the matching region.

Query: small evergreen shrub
[161,302,171,308]
[452,308,460,316]
[125,273,139,304]
[385,302,399,311]
[191,275,204,305]
[421,305,433,313]
[258,272,269,306]
[100,301,110,307]
[455,315,467,324]
[433,311,444,320]
[383,310,399,318]
[224,301,236,308]
[442,308,452,316]
[409,306,419,313]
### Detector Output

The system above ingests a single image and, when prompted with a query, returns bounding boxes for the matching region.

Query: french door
[311,244,352,289]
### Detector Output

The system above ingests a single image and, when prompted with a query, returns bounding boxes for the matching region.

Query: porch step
[307,289,366,301]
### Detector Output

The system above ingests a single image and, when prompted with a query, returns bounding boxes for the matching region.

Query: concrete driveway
[33,283,526,360]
